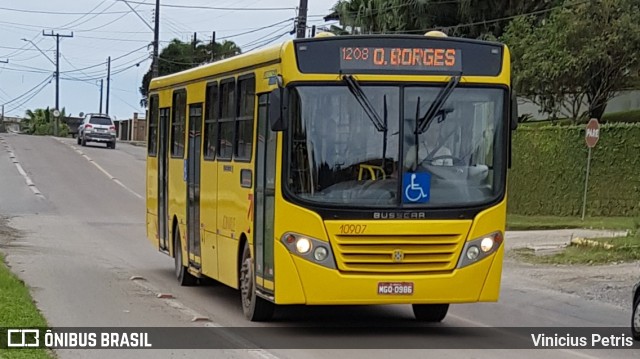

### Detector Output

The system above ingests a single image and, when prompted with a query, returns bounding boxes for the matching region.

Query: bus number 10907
[339,224,367,234]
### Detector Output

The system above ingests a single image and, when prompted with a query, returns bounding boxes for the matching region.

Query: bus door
[254,94,276,291]
[158,107,170,252]
[186,103,203,267]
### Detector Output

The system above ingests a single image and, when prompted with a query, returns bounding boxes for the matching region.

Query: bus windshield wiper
[343,75,387,132]
[415,75,461,134]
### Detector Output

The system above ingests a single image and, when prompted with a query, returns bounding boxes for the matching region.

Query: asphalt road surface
[0,134,636,359]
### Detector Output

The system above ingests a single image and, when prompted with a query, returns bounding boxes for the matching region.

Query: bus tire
[412,304,449,322]
[632,293,640,340]
[240,241,274,321]
[174,226,197,286]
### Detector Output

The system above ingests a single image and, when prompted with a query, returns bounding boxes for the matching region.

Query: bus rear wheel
[174,226,197,286]
[412,304,449,322]
[240,241,274,321]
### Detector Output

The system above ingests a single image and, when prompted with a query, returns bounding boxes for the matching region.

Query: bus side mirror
[510,91,518,131]
[269,88,288,132]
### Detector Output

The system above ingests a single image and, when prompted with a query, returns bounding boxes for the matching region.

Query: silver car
[77,114,117,149]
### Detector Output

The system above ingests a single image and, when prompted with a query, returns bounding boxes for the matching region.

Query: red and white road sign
[585,118,600,148]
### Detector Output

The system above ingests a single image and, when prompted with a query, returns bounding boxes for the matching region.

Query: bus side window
[235,76,255,161]
[148,95,159,157]
[218,79,235,160]
[171,89,186,158]
[203,82,219,160]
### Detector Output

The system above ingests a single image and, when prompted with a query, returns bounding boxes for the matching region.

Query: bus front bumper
[273,243,503,305]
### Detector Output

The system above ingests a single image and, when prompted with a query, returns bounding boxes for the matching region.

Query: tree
[23,107,68,136]
[139,39,241,107]
[330,0,560,39]
[503,0,640,122]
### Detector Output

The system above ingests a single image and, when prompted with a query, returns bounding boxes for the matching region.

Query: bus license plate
[378,282,414,295]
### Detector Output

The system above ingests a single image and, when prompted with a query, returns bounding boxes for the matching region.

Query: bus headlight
[480,237,495,252]
[295,237,312,254]
[457,231,503,269]
[313,246,328,261]
[281,232,336,269]
[466,246,480,260]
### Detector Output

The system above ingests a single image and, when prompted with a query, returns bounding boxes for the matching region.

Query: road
[0,134,636,358]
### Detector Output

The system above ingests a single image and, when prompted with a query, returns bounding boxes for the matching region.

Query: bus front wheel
[240,241,274,321]
[174,226,197,286]
[412,304,449,322]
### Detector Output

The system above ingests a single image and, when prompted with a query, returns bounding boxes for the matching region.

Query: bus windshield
[287,85,506,208]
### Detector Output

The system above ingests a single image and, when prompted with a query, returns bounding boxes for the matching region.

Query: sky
[0,0,339,120]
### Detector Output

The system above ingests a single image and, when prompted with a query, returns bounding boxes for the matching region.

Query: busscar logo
[373,211,427,220]
[7,329,40,347]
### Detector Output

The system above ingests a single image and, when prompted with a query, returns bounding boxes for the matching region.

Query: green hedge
[602,109,640,124]
[508,123,640,216]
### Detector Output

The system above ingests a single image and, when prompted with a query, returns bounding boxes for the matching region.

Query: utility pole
[296,0,308,39]
[99,79,104,113]
[43,30,73,136]
[152,0,160,78]
[193,32,197,66]
[1,105,4,133]
[106,56,111,115]
[211,31,216,62]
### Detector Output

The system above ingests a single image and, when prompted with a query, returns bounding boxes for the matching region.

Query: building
[1,116,23,133]
[115,112,146,142]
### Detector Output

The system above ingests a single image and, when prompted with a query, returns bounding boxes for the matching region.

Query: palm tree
[214,40,241,60]
[23,107,67,135]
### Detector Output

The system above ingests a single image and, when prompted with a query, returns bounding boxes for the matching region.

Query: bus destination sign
[340,47,462,72]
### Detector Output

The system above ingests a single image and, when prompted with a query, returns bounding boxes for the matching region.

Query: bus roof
[149,34,507,91]
[149,41,285,91]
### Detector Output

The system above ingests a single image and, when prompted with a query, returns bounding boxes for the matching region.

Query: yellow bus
[146,32,517,322]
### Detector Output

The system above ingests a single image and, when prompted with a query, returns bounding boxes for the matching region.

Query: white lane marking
[450,314,602,359]
[247,349,282,359]
[55,138,144,199]
[1,138,44,197]
[130,276,282,359]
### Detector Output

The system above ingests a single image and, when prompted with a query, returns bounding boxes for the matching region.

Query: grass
[0,253,53,358]
[506,214,638,231]
[513,232,640,265]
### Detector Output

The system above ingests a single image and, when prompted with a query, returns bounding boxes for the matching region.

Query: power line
[61,71,144,112]
[352,0,591,34]
[116,0,295,11]
[243,31,291,53]
[3,62,53,74]
[55,0,113,29]
[217,18,294,40]
[0,67,52,74]
[0,34,41,58]
[119,0,153,31]
[59,44,149,74]
[71,3,144,32]
[242,24,293,48]
[61,55,149,81]
[5,79,53,114]
[0,6,131,15]
[2,75,53,105]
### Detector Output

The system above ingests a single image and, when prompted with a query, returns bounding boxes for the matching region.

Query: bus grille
[331,234,465,273]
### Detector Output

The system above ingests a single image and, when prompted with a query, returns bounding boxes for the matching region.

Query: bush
[508,123,640,217]
[57,123,69,137]
[33,123,52,135]
[601,109,640,124]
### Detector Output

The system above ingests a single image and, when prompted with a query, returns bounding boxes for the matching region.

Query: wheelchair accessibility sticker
[403,172,431,203]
